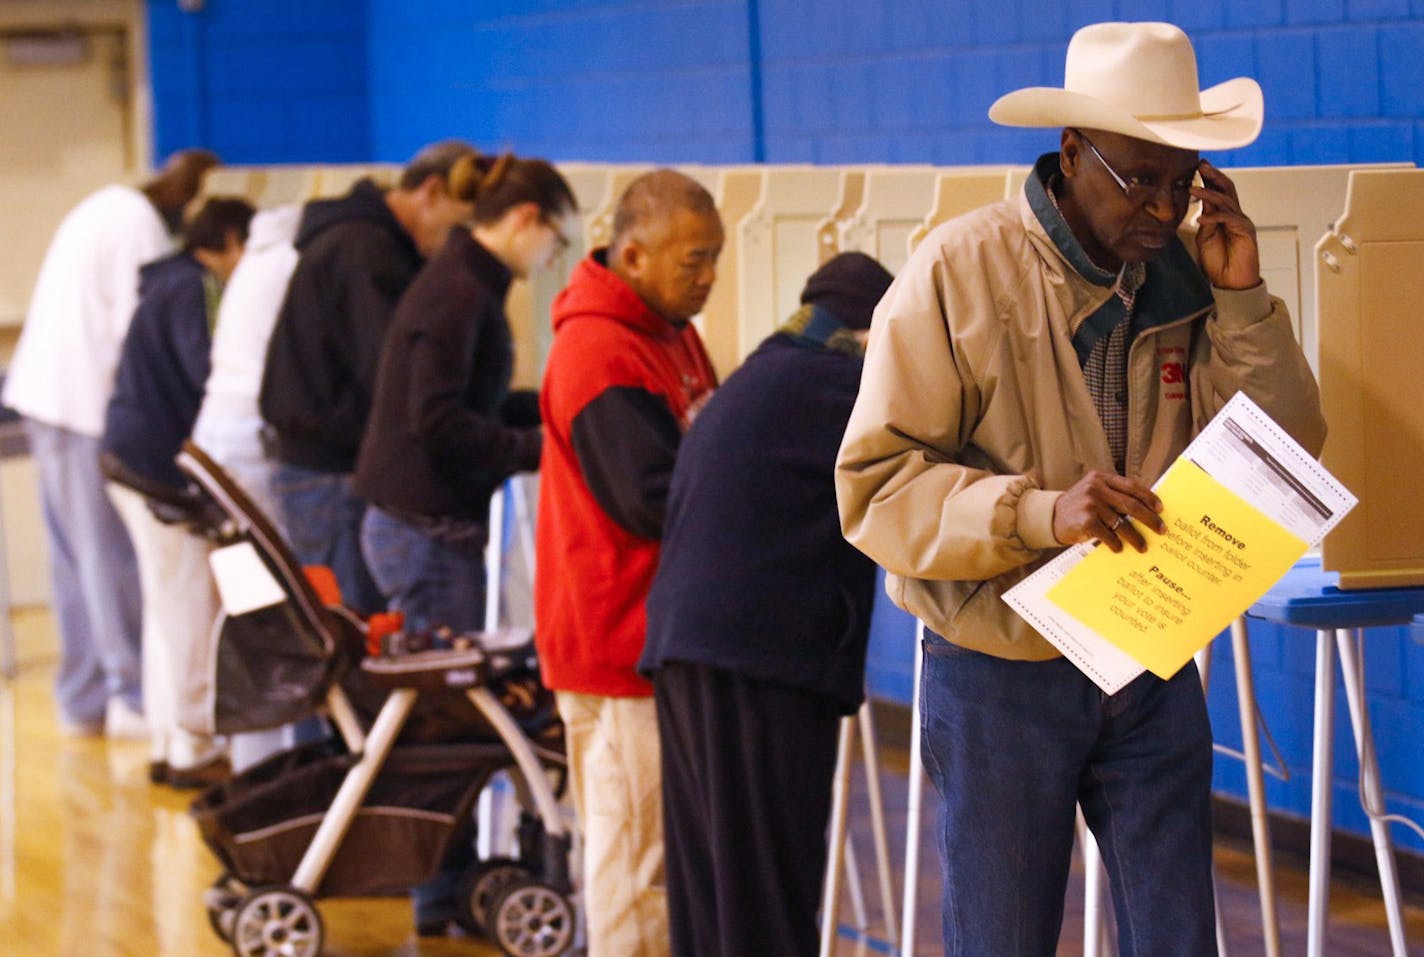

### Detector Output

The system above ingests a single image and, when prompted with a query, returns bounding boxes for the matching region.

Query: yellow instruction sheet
[1003,392,1356,693]
[1046,458,1306,680]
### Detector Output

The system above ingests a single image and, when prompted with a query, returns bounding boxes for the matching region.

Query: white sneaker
[104,698,149,741]
[168,730,227,770]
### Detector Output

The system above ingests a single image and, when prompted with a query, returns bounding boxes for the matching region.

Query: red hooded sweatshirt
[535,252,717,696]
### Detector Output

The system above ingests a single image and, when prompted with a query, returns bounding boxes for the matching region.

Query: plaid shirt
[1082,263,1144,473]
[1048,180,1144,474]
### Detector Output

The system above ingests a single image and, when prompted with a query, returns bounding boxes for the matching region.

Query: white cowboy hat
[988,22,1263,151]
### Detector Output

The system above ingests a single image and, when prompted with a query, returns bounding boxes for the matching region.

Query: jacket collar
[551,249,681,339]
[1025,152,1214,343]
[444,226,513,299]
[1027,153,1119,289]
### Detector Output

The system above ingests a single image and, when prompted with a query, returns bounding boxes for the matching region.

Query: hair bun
[449,151,515,203]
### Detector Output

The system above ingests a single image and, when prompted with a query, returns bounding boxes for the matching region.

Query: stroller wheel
[230,885,324,957]
[456,856,531,935]
[488,878,575,957]
[204,873,242,942]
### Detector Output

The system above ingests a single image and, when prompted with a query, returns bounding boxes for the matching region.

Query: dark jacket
[258,179,423,473]
[101,251,213,496]
[639,331,878,712]
[534,251,717,697]
[354,227,542,526]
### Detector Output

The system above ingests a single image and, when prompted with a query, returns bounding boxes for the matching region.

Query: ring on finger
[1109,514,1128,531]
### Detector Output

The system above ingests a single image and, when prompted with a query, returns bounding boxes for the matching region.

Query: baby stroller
[173,442,576,957]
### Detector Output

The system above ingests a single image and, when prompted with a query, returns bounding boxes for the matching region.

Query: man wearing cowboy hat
[836,22,1325,955]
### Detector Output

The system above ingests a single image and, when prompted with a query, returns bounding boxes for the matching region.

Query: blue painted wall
[148,0,372,163]
[149,0,1424,168]
[1205,617,1424,854]
[366,1,759,164]
[145,0,1424,853]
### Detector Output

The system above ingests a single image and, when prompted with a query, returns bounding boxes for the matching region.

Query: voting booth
[1316,167,1424,589]
[737,166,861,362]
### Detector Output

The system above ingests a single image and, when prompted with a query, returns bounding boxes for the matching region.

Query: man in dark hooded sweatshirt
[256,140,480,937]
[639,252,894,957]
[258,140,479,615]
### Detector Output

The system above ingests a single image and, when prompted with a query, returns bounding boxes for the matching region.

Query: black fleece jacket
[259,179,423,472]
[354,227,541,524]
[639,333,878,713]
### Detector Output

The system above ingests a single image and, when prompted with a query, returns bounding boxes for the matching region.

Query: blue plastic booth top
[1247,557,1424,630]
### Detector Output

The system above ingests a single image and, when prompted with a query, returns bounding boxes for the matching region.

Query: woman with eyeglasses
[351,151,575,934]
[356,152,575,642]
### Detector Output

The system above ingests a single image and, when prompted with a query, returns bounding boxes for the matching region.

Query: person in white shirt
[191,203,300,520]
[190,202,327,773]
[3,149,219,737]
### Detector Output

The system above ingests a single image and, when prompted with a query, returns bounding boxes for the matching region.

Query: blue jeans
[25,420,143,724]
[360,504,486,927]
[360,506,487,634]
[919,638,1216,957]
[269,463,384,616]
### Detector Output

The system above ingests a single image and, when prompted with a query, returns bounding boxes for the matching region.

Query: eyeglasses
[1077,132,1198,209]
[543,214,571,254]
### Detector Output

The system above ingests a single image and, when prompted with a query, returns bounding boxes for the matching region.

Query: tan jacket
[835,176,1326,661]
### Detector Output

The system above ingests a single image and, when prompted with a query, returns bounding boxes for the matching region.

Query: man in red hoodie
[536,169,722,956]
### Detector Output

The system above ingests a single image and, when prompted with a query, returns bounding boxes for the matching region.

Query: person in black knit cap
[640,251,894,957]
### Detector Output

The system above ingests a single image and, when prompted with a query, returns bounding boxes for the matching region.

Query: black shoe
[415,918,468,939]
[163,754,230,790]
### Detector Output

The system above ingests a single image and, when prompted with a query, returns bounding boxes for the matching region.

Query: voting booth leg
[0,490,14,679]
[899,621,927,957]
[1228,617,1281,957]
[1194,643,1236,957]
[479,485,510,859]
[821,709,892,952]
[1306,629,1336,956]
[844,826,869,933]
[857,699,900,948]
[1194,648,1229,957]
[1078,809,1111,956]
[1335,628,1409,956]
[483,485,506,632]
[818,716,856,957]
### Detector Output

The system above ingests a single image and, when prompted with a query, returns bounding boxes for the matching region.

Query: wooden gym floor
[1,606,1421,956]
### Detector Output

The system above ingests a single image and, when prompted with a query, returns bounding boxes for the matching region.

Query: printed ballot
[1004,392,1356,694]
[1048,458,1306,680]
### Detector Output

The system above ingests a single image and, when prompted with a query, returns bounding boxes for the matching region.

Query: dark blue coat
[639,332,878,713]
[102,252,212,494]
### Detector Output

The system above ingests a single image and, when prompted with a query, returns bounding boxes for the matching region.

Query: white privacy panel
[696,167,769,378]
[837,166,939,275]
[738,166,862,359]
[1316,167,1424,589]
[908,166,1023,256]
[1223,162,1412,372]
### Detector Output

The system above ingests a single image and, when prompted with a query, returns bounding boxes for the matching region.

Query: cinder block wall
[148,0,372,163]
[151,1,1424,168]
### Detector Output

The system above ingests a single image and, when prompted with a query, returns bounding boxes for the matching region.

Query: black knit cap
[799,251,894,331]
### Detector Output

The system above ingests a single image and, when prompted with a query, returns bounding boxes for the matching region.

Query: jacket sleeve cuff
[1017,488,1063,550]
[1211,281,1271,327]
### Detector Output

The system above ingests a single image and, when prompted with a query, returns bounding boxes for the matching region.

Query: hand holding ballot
[1005,392,1357,694]
[1052,470,1167,553]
